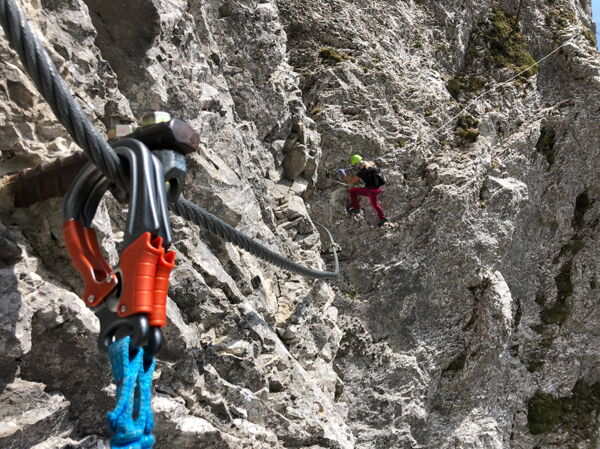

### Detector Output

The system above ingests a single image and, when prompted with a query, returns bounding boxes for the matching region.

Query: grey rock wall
[1,0,599,448]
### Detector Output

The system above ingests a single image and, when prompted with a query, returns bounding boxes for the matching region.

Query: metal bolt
[142,111,171,127]
[107,124,135,140]
[87,295,95,304]
[119,305,127,314]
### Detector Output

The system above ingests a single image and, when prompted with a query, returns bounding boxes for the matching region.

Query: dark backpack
[362,166,386,188]
[374,167,386,187]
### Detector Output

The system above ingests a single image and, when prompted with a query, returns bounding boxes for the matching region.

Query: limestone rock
[1,0,600,448]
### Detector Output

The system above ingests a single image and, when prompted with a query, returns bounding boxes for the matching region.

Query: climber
[338,154,389,226]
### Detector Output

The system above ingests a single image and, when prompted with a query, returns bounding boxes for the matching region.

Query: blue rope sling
[107,337,156,448]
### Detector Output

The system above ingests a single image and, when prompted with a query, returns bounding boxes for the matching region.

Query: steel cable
[173,198,339,279]
[0,0,339,279]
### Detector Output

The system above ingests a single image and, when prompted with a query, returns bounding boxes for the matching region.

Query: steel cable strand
[0,0,124,187]
[173,198,339,279]
[0,0,339,279]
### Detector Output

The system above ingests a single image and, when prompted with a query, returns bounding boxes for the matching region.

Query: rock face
[0,0,599,448]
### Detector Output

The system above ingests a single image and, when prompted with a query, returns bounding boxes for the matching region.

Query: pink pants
[349,187,385,219]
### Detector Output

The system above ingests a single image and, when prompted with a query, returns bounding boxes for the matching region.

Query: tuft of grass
[484,10,538,78]
[319,47,352,63]
[456,128,480,142]
[582,28,597,47]
[446,73,486,99]
[546,6,596,48]
[455,114,480,142]
[545,6,576,29]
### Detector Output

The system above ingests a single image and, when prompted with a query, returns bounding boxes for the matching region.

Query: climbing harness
[0,0,340,446]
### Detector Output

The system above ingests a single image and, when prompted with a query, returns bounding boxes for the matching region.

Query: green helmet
[351,154,363,166]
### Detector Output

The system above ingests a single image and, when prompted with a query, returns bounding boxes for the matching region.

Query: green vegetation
[541,192,591,328]
[556,239,584,259]
[455,114,480,142]
[514,297,522,328]
[540,335,555,349]
[319,47,352,63]
[528,381,600,445]
[446,73,486,99]
[536,126,556,166]
[528,391,564,434]
[582,28,597,48]
[484,10,538,78]
[545,6,577,29]
[546,6,596,48]
[541,301,570,326]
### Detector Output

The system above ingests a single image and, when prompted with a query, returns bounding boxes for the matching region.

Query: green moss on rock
[484,10,538,77]
[446,73,486,99]
[319,47,352,63]
[541,300,570,325]
[582,28,597,47]
[546,6,596,48]
[528,391,563,434]
[528,381,600,445]
[545,6,576,29]
[555,261,573,303]
[455,114,480,142]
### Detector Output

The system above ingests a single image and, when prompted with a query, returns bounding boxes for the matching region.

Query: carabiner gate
[63,138,175,359]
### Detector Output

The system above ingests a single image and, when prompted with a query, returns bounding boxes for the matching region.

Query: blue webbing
[107,337,156,449]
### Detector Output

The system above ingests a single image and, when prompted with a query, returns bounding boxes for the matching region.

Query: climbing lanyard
[107,337,156,448]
